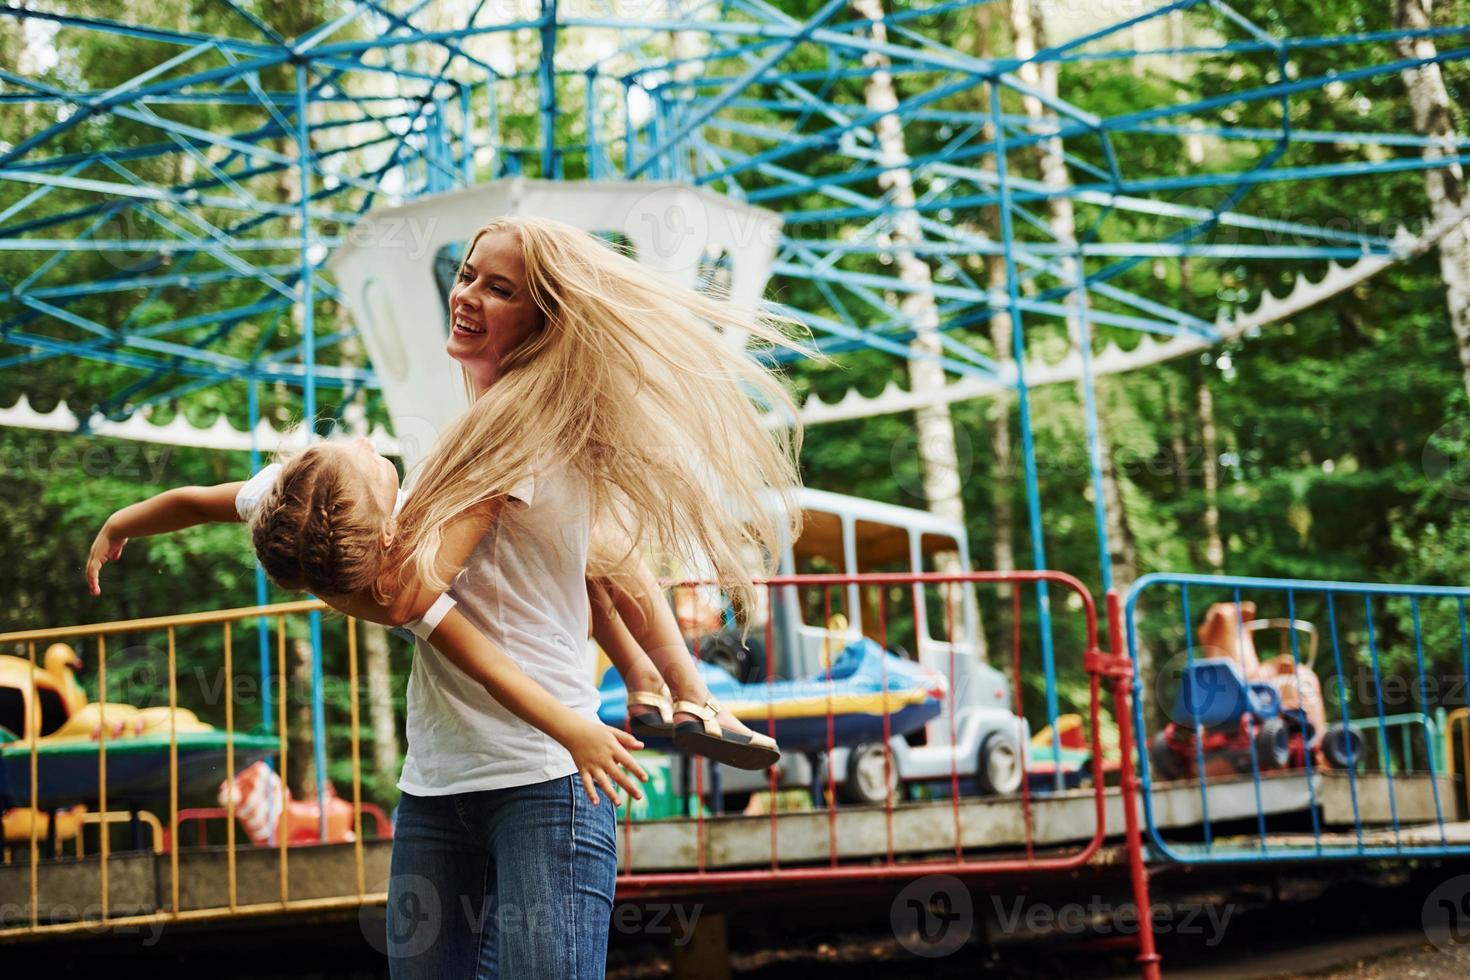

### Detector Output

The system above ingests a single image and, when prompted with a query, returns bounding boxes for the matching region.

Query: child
[85,437,656,806]
[87,437,777,789]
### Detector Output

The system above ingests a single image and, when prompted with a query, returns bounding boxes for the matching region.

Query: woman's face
[446,229,544,394]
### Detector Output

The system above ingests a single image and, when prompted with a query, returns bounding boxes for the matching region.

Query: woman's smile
[451,308,486,336]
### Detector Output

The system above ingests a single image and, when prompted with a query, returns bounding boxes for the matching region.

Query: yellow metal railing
[74,810,164,858]
[1446,708,1469,819]
[0,599,384,939]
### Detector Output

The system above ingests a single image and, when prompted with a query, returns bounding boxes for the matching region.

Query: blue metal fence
[1125,572,1470,862]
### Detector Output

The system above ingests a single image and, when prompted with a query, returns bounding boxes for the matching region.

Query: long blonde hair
[390,215,810,615]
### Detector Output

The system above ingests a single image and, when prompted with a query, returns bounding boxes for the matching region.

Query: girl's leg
[481,773,618,979]
[387,791,497,980]
[592,577,765,741]
[589,578,668,699]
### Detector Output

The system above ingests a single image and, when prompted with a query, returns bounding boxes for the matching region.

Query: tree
[852,0,986,658]
[1395,0,1470,402]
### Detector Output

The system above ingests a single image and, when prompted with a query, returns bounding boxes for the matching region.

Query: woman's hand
[86,519,128,596]
[559,717,650,807]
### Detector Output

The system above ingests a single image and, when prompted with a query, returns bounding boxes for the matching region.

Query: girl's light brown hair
[249,446,389,598]
[392,214,813,617]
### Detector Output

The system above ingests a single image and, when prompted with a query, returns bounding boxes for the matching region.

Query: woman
[379,214,807,977]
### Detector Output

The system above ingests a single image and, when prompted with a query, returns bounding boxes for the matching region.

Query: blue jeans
[386,774,618,979]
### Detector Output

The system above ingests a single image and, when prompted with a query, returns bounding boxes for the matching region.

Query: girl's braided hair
[248,447,389,598]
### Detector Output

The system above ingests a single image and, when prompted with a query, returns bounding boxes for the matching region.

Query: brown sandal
[672,696,780,770]
[627,683,675,738]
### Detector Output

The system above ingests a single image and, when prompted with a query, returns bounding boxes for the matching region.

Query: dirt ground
[1292,940,1470,979]
[7,860,1470,979]
[605,928,1470,979]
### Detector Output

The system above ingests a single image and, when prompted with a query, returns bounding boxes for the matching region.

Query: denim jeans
[386,774,618,979]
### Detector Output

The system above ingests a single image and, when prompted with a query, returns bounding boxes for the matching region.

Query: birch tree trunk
[1164,376,1195,565]
[972,5,1017,587]
[362,626,399,788]
[1010,0,1141,591]
[288,637,317,799]
[853,0,986,660]
[988,250,1017,585]
[339,326,403,788]
[1198,379,1226,572]
[1395,0,1470,402]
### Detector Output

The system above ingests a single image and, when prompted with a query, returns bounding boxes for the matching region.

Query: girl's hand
[561,718,649,807]
[86,519,128,596]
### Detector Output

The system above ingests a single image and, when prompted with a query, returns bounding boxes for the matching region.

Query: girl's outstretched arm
[86,482,246,595]
[419,605,649,805]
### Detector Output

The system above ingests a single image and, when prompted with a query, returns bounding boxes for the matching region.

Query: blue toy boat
[598,638,945,753]
[1,732,280,809]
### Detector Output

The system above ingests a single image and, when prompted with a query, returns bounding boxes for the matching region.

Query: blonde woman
[376,216,804,977]
[87,214,805,977]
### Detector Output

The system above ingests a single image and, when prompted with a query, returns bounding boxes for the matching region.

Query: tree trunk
[1164,375,1196,566]
[969,5,1016,591]
[338,326,402,787]
[362,624,400,786]
[987,250,1017,586]
[1395,0,1470,402]
[1010,0,1141,591]
[1198,379,1225,572]
[854,0,986,659]
[288,637,317,800]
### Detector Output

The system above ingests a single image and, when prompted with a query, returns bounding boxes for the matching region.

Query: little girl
[86,435,779,793]
[85,436,661,805]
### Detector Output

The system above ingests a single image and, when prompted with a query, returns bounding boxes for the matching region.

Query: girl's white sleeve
[235,463,284,521]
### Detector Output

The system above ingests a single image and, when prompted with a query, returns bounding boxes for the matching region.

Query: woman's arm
[87,482,246,595]
[424,606,649,805]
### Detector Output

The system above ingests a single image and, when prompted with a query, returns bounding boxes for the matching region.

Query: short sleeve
[507,473,536,505]
[235,463,284,522]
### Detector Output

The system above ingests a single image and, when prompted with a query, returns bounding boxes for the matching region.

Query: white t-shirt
[235,460,597,794]
[397,458,598,795]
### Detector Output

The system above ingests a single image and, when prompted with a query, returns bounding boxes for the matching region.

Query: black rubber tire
[695,632,767,684]
[1320,723,1365,770]
[976,730,1023,796]
[713,792,751,816]
[840,742,899,805]
[1149,729,1187,782]
[1254,716,1290,769]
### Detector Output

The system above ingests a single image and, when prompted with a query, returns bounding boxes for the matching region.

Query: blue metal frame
[1126,572,1470,863]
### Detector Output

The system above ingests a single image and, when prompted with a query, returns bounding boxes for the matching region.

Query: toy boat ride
[1,729,281,809]
[1,646,279,809]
